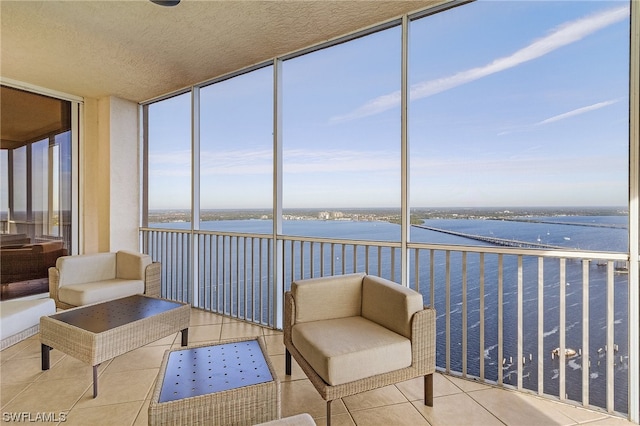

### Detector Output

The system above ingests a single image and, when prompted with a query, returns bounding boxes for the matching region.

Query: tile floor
[1,308,635,425]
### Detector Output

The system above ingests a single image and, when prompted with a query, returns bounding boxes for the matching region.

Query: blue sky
[147,0,631,210]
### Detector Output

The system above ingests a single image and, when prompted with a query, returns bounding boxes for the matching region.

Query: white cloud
[498,99,620,135]
[535,99,620,126]
[150,148,399,177]
[330,5,628,123]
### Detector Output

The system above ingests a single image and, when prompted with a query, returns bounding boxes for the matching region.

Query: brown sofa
[0,241,67,284]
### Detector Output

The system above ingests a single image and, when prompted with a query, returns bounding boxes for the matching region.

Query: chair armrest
[48,266,61,306]
[409,307,437,372]
[144,262,161,298]
[283,291,296,345]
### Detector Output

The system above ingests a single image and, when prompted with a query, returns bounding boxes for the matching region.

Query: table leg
[181,328,188,346]
[41,344,51,370]
[93,365,99,398]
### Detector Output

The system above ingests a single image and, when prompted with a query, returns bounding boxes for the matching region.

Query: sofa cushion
[58,279,144,306]
[0,298,56,340]
[116,250,152,280]
[292,316,411,386]
[361,275,423,339]
[57,252,117,286]
[292,272,365,323]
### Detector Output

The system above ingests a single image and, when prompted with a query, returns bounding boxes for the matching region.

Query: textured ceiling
[1,0,440,103]
[0,86,70,148]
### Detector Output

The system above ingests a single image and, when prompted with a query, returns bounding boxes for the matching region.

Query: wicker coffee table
[149,337,280,426]
[40,295,190,397]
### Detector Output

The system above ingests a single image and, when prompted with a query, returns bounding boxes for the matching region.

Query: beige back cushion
[57,252,116,287]
[292,272,365,323]
[116,250,151,280]
[361,275,423,338]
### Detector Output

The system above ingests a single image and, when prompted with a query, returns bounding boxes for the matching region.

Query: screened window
[199,66,273,232]
[282,27,402,239]
[147,92,192,227]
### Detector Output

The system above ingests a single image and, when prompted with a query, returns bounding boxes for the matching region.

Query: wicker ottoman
[149,337,280,426]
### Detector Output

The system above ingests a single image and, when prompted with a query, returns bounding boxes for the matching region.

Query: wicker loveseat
[48,250,161,309]
[284,273,436,425]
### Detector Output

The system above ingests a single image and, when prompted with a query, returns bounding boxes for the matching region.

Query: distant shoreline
[147,206,628,224]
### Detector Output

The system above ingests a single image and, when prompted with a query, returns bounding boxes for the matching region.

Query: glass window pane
[11,146,27,223]
[200,66,273,232]
[31,138,48,237]
[282,27,402,239]
[409,1,629,252]
[147,93,192,227]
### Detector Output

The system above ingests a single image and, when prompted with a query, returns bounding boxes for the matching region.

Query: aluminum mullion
[310,242,315,278]
[292,241,297,280]
[430,249,435,307]
[538,257,544,395]
[446,250,451,374]
[607,261,615,412]
[479,253,485,382]
[258,238,262,323]
[243,237,248,320]
[462,252,468,377]
[582,259,590,406]
[331,244,335,276]
[517,255,523,390]
[300,241,304,280]
[414,249,420,292]
[560,258,566,401]
[236,237,240,317]
[365,246,370,275]
[353,245,357,274]
[498,254,503,386]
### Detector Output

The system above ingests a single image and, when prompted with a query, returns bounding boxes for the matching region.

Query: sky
[147,0,631,211]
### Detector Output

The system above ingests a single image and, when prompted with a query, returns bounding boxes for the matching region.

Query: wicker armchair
[284,273,436,426]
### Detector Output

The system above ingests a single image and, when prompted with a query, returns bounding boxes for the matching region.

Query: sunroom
[1,0,638,425]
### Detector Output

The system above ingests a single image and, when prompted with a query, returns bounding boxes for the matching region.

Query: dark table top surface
[48,295,186,333]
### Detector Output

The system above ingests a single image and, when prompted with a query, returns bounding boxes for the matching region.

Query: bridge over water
[503,218,627,229]
[412,225,567,249]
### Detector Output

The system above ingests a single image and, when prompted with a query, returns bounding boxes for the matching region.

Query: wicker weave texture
[40,299,190,366]
[284,290,436,402]
[0,324,39,351]
[145,262,161,298]
[149,338,281,426]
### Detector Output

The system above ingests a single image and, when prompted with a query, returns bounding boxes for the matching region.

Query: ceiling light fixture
[150,0,180,6]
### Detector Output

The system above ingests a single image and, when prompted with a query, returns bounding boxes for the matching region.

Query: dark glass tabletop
[49,295,185,333]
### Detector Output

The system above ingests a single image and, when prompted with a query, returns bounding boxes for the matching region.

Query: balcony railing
[140,227,630,418]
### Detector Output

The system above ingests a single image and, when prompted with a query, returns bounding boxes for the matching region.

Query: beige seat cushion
[292,316,411,386]
[0,298,56,340]
[58,279,144,306]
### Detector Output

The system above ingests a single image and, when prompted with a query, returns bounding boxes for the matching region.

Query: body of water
[149,214,629,413]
